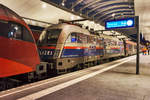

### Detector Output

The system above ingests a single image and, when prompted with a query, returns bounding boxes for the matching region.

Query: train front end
[38,27,62,61]
[0,4,40,78]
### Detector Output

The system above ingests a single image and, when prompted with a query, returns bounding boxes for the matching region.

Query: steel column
[136,16,140,75]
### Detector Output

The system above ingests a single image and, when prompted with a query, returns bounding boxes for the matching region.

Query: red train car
[0,4,40,78]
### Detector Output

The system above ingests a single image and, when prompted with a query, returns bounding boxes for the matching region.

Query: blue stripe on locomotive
[61,48,104,58]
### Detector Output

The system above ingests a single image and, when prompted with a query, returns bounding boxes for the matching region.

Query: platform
[0,54,150,100]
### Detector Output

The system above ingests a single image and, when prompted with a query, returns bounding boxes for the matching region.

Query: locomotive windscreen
[38,29,62,46]
[47,29,61,44]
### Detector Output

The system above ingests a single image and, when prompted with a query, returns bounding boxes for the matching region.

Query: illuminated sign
[105,18,135,29]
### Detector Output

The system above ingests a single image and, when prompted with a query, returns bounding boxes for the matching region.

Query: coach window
[82,35,88,43]
[87,36,90,43]
[0,20,9,37]
[114,41,117,46]
[134,45,137,49]
[90,37,94,44]
[77,33,83,43]
[97,38,101,45]
[23,27,34,43]
[88,36,93,43]
[8,23,22,40]
[129,44,132,50]
[94,37,97,44]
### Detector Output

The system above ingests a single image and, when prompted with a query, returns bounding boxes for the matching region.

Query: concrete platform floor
[38,55,150,100]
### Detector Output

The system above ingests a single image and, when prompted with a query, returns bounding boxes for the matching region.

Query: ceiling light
[42,3,47,8]
[71,16,74,20]
[62,2,65,6]
[77,16,81,19]
[112,13,115,17]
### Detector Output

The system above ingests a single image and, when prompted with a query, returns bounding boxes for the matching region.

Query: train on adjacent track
[0,4,138,90]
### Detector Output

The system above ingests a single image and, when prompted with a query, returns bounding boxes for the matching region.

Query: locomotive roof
[45,23,91,35]
[99,34,121,42]
[45,23,122,42]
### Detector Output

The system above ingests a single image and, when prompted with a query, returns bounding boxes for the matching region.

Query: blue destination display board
[105,18,135,29]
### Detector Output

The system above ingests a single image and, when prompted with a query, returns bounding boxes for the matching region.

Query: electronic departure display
[105,18,135,29]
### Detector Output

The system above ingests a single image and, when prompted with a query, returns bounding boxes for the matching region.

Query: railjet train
[0,4,137,90]
[0,4,41,90]
[0,4,40,79]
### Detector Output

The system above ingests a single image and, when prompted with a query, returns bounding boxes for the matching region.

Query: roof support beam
[95,8,133,19]
[79,0,101,12]
[87,0,124,16]
[108,14,134,20]
[96,10,133,22]
[71,0,84,10]
[90,5,131,18]
[99,13,134,23]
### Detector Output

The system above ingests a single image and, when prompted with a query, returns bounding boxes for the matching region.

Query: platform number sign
[105,18,135,29]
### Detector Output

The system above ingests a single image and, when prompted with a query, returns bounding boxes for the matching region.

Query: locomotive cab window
[47,29,61,44]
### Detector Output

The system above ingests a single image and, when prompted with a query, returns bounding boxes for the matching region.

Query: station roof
[0,0,150,42]
[42,0,135,24]
[42,0,137,40]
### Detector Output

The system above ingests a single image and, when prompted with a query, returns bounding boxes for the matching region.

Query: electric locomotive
[38,23,125,73]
